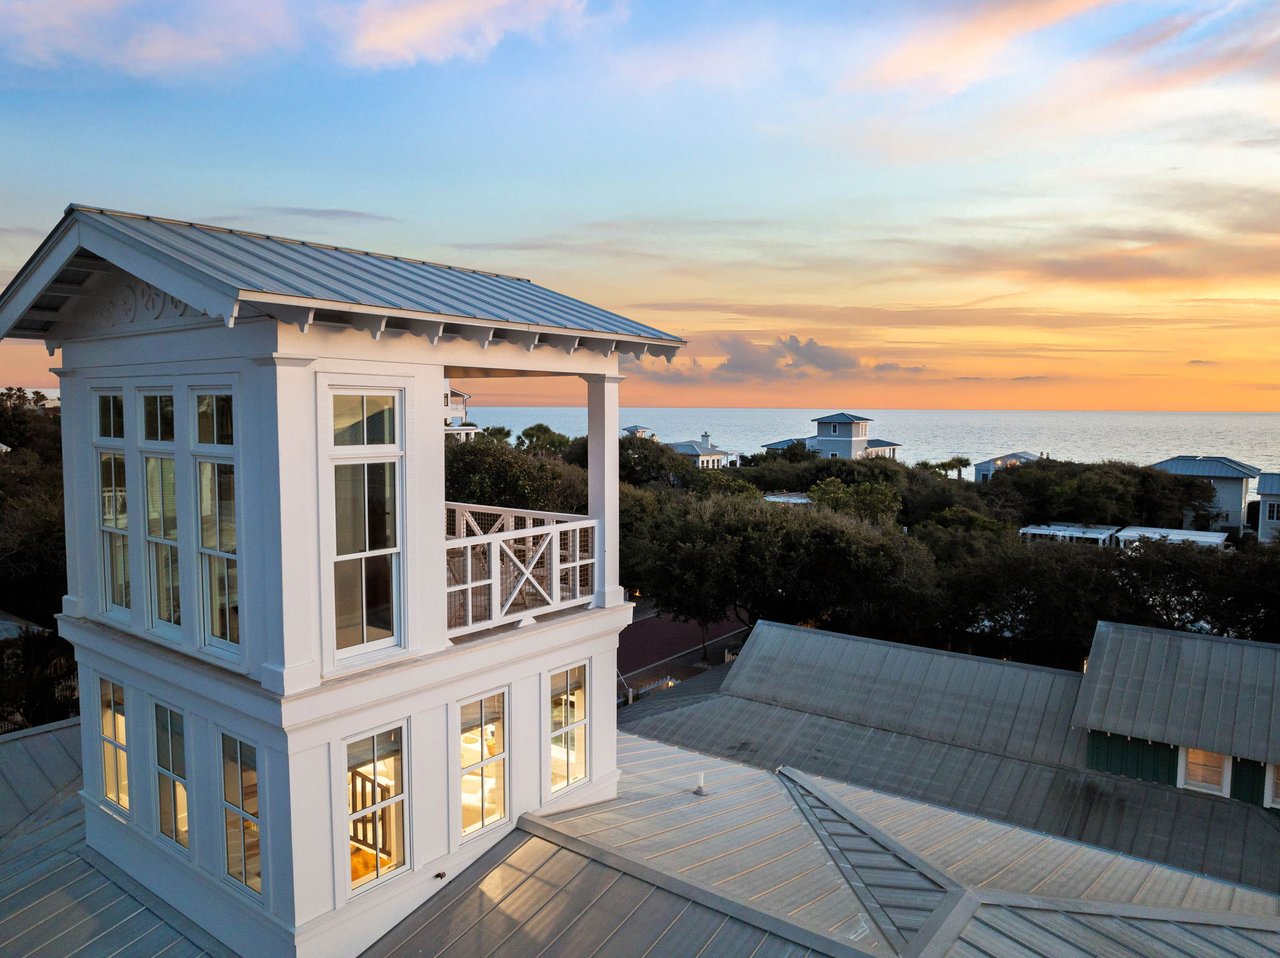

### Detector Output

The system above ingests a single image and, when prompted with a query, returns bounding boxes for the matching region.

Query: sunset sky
[0,0,1277,409]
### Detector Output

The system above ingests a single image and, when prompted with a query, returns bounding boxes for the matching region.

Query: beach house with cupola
[763,411,901,460]
[442,383,475,442]
[1150,455,1261,534]
[0,204,682,958]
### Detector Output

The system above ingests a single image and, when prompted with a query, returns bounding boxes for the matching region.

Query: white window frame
[99,677,129,813]
[458,687,509,841]
[192,389,240,658]
[1177,745,1232,797]
[1265,764,1279,809]
[342,721,410,895]
[328,388,405,661]
[1267,502,1280,523]
[220,731,265,897]
[153,700,190,853]
[95,389,130,618]
[142,452,182,639]
[546,661,590,798]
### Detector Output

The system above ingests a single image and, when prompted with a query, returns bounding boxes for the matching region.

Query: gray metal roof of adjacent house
[1072,622,1280,765]
[764,435,816,449]
[1,205,683,347]
[1260,473,1280,496]
[865,439,900,448]
[622,621,1280,895]
[1150,455,1262,479]
[666,439,733,456]
[720,621,1087,766]
[814,413,873,423]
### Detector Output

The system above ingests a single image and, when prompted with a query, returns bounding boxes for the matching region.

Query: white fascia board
[0,223,85,339]
[76,218,240,324]
[239,290,686,354]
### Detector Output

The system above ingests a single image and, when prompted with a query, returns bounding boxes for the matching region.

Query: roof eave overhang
[0,209,241,343]
[239,290,685,361]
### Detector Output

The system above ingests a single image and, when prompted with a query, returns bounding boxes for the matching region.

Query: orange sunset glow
[0,0,1277,410]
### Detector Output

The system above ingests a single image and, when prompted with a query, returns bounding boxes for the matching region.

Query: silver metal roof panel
[1073,622,1280,764]
[1149,456,1262,479]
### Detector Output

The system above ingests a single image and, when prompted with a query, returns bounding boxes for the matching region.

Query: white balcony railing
[445,502,598,637]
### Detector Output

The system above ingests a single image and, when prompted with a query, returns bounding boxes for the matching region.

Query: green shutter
[1231,759,1267,807]
[1086,731,1177,785]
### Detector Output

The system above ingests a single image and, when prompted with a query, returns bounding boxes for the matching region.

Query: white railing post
[585,373,623,608]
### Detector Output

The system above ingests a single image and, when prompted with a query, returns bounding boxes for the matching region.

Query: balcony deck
[445,503,598,639]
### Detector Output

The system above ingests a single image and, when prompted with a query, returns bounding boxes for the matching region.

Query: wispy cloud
[854,0,1116,95]
[339,0,588,67]
[608,22,780,91]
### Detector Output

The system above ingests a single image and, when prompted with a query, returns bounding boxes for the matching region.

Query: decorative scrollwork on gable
[97,279,204,328]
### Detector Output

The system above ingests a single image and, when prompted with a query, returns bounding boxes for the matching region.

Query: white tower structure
[0,206,683,958]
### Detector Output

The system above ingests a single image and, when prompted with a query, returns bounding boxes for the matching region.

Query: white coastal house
[1149,455,1261,533]
[1259,473,1280,543]
[621,424,656,440]
[665,431,740,469]
[0,205,683,958]
[442,383,476,442]
[974,450,1040,483]
[763,412,901,460]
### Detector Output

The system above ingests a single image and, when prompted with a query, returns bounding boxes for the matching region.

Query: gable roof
[1149,456,1261,480]
[1072,621,1280,764]
[1259,473,1280,496]
[721,621,1086,766]
[974,451,1038,468]
[666,439,731,456]
[813,412,872,423]
[0,205,683,351]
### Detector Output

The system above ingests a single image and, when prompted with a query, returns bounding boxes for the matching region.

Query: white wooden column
[585,373,624,608]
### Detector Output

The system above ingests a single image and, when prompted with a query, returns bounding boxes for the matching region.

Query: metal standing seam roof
[1072,622,1280,765]
[865,439,901,449]
[1115,527,1229,547]
[2,205,684,346]
[814,414,874,423]
[666,439,735,456]
[622,620,1280,895]
[720,621,1088,766]
[764,436,817,449]
[1259,473,1280,496]
[1149,456,1262,480]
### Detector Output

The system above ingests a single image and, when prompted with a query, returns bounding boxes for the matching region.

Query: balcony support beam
[585,372,625,608]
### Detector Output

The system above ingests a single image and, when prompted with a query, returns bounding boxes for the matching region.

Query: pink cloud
[855,0,1116,94]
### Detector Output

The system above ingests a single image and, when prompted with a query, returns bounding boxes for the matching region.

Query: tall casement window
[332,393,401,654]
[222,734,262,893]
[97,393,129,612]
[549,664,588,793]
[99,679,128,810]
[1179,746,1231,797]
[196,393,238,650]
[460,691,506,836]
[142,394,181,636]
[346,727,406,889]
[154,704,189,848]
[1269,502,1280,522]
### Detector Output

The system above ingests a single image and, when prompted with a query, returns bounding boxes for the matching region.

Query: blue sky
[1,0,1278,408]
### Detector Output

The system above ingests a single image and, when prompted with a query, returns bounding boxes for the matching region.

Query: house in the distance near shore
[665,431,740,469]
[1259,473,1280,543]
[442,382,476,442]
[1150,455,1261,533]
[621,424,656,440]
[974,450,1041,483]
[763,411,901,461]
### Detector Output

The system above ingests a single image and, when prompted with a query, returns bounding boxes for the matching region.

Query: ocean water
[466,408,1280,480]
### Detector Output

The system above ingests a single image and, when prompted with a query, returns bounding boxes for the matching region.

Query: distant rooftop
[974,451,1038,468]
[1116,526,1228,547]
[1020,523,1119,540]
[1259,473,1280,496]
[1150,455,1261,480]
[812,412,872,423]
